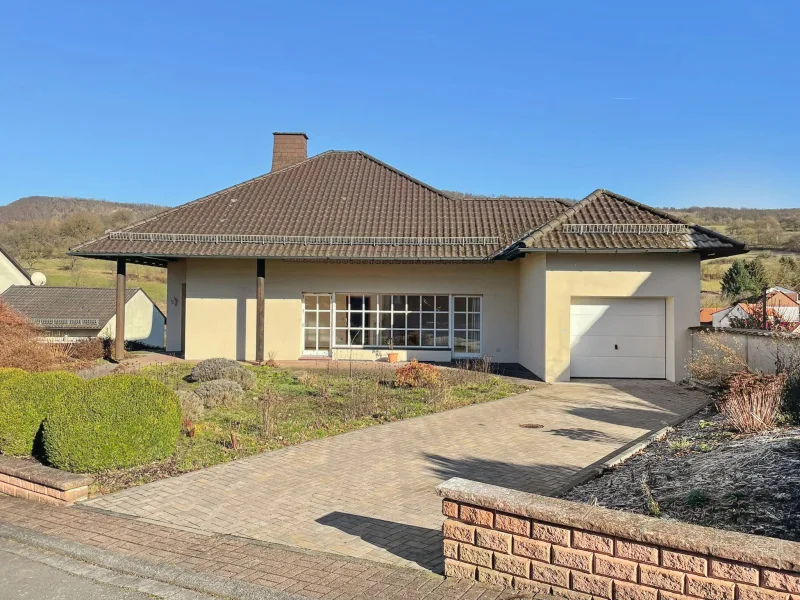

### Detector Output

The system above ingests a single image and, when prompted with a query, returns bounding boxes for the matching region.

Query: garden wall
[438,478,800,599]
[690,327,800,375]
[0,456,91,506]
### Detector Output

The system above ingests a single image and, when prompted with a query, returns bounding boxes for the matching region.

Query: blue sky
[1,1,798,208]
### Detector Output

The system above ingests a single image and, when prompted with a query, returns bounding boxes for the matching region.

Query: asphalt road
[0,546,155,599]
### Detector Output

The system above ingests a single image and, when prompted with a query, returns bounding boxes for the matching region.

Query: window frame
[452,295,483,357]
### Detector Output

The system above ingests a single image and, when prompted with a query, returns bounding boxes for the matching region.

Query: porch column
[115,259,126,361]
[256,258,265,363]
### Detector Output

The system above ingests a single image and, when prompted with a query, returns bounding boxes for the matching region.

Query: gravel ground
[564,406,800,541]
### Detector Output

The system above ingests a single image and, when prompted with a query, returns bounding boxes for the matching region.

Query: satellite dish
[30,272,47,286]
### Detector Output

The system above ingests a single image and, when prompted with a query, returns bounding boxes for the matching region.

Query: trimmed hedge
[43,375,181,473]
[0,371,83,457]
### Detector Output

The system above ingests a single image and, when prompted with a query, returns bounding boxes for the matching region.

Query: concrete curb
[0,522,305,600]
[552,392,717,497]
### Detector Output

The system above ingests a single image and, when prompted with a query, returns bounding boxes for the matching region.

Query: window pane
[380,313,392,328]
[336,294,348,309]
[364,295,378,311]
[468,297,481,312]
[306,296,318,310]
[421,330,435,346]
[436,313,449,328]
[379,330,392,346]
[422,312,435,328]
[454,314,466,329]
[468,313,480,330]
[336,329,348,345]
[407,295,421,311]
[318,296,331,310]
[364,312,376,328]
[422,295,436,310]
[364,329,377,345]
[407,312,420,328]
[349,330,363,345]
[468,331,481,343]
[407,330,420,346]
[392,295,406,310]
[393,331,406,346]
[435,296,449,311]
[319,329,330,349]
[393,313,406,328]
[336,312,348,327]
[305,330,316,350]
[380,295,392,311]
[454,297,467,312]
[350,313,363,327]
[439,332,453,347]
[319,312,330,327]
[305,312,317,327]
[468,331,480,353]
[350,295,364,310]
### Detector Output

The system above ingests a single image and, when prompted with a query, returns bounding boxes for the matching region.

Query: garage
[569,297,666,379]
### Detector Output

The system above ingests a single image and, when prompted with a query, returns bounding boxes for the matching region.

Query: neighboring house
[700,307,722,326]
[70,132,746,382]
[767,285,798,301]
[712,291,800,328]
[0,286,165,347]
[0,245,32,293]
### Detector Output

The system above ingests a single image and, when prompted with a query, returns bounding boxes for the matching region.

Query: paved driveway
[86,380,708,571]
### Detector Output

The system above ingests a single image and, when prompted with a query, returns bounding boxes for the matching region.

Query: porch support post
[256,258,266,363]
[115,258,126,361]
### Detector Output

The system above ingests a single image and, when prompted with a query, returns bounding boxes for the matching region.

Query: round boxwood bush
[190,358,241,382]
[194,379,244,408]
[43,375,181,473]
[0,371,83,457]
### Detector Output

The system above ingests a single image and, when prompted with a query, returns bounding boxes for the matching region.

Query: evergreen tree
[721,260,755,300]
[744,257,769,292]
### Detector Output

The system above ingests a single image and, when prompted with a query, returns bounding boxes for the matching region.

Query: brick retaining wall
[438,478,800,600]
[0,456,91,506]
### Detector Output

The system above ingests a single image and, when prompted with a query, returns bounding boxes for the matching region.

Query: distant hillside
[0,196,162,224]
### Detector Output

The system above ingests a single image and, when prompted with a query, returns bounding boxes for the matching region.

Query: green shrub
[190,358,241,382]
[0,371,83,457]
[194,379,244,408]
[43,375,181,473]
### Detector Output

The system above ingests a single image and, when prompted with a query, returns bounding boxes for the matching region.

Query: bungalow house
[0,245,32,293]
[0,286,165,347]
[712,290,800,329]
[70,132,746,382]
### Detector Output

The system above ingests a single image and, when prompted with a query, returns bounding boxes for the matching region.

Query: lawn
[91,362,533,494]
[31,257,167,312]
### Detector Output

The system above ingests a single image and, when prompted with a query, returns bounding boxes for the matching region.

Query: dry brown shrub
[0,301,71,372]
[717,371,786,433]
[687,330,748,386]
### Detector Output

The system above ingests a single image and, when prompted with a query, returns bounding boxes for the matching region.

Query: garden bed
[91,362,534,494]
[563,406,800,541]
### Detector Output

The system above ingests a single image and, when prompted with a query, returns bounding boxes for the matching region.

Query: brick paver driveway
[87,380,708,572]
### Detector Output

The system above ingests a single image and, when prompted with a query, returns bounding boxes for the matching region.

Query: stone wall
[438,478,800,600]
[0,456,91,506]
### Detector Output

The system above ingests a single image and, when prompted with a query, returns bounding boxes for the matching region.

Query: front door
[303,293,332,356]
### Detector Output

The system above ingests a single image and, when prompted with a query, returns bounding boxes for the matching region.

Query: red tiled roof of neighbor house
[70,148,746,263]
[699,307,722,324]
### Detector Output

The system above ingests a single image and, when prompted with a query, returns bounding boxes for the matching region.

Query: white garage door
[570,298,665,379]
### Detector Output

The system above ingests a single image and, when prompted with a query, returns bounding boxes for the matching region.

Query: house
[0,245,32,293]
[712,290,800,328]
[69,132,746,382]
[699,307,722,326]
[767,285,798,301]
[0,286,166,347]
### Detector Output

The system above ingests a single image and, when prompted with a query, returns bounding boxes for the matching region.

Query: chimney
[271,132,308,171]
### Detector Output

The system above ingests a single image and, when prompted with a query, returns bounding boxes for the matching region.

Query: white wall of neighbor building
[166,258,187,352]
[101,290,166,348]
[180,258,521,362]
[0,253,30,294]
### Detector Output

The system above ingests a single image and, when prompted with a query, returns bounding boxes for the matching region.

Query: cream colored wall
[543,253,701,382]
[0,253,30,294]
[102,290,166,348]
[517,253,547,378]
[166,259,186,352]
[182,258,521,362]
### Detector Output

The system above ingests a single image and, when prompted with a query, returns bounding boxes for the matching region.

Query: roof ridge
[70,151,339,252]
[515,188,600,248]
[352,151,456,202]
[4,285,142,292]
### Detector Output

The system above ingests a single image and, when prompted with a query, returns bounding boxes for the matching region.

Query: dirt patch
[564,406,800,541]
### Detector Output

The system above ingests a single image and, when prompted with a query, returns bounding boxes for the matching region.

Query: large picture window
[335,294,451,348]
